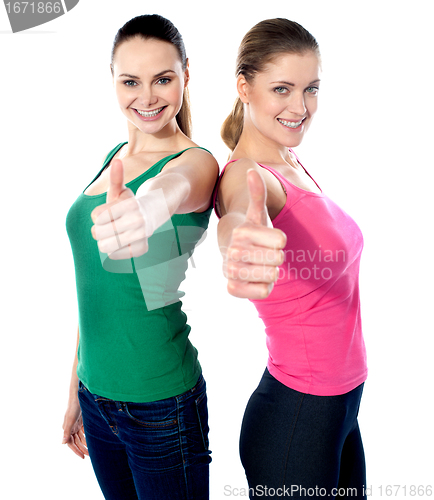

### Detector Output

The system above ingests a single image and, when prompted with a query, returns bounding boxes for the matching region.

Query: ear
[183,59,190,88]
[237,74,250,104]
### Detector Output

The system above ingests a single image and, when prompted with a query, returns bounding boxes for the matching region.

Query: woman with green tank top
[62,15,218,500]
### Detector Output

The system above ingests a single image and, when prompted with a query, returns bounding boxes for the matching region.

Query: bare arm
[62,328,88,459]
[90,150,218,260]
[138,148,218,214]
[68,328,80,399]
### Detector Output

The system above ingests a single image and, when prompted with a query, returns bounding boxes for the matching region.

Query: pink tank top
[214,156,367,396]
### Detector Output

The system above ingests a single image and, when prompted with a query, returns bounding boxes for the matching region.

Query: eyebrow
[118,70,176,79]
[271,79,321,86]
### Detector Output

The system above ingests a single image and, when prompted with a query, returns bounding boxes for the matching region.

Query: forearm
[136,171,191,235]
[62,327,88,457]
[68,328,80,402]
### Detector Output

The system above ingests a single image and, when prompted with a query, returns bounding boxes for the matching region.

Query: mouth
[277,117,305,129]
[133,106,166,119]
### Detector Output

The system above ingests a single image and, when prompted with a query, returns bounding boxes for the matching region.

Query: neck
[126,119,187,155]
[232,118,291,166]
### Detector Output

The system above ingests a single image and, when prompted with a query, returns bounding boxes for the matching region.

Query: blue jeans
[78,374,211,500]
[240,368,366,499]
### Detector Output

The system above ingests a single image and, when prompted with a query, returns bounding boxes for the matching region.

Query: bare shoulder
[225,157,260,173]
[217,158,260,216]
[220,157,280,190]
[220,157,262,186]
[180,146,218,168]
[162,146,219,179]
[218,157,286,218]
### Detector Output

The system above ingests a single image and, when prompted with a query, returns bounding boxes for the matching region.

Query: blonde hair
[221,18,320,150]
[177,88,192,139]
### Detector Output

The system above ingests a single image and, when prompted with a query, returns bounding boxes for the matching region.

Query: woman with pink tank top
[214,19,367,499]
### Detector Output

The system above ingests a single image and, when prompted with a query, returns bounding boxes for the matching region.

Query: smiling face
[238,51,320,149]
[112,37,188,135]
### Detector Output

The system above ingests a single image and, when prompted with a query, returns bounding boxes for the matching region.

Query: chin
[281,136,304,149]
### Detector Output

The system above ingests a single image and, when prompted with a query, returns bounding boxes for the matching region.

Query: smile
[277,118,305,129]
[135,106,165,118]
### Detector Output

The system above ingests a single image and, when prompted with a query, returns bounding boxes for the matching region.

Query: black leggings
[240,369,366,499]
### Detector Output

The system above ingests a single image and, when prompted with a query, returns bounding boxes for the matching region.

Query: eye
[156,77,171,85]
[123,80,138,87]
[274,86,289,94]
[305,86,319,96]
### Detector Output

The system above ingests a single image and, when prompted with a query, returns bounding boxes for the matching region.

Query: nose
[287,91,306,116]
[138,85,158,108]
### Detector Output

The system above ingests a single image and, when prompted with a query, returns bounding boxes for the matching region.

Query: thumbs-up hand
[91,159,149,259]
[106,158,130,204]
[224,169,287,299]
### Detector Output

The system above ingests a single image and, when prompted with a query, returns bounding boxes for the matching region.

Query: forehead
[260,51,320,81]
[113,37,182,73]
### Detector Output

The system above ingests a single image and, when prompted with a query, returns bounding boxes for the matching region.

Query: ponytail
[221,97,244,151]
[176,88,192,138]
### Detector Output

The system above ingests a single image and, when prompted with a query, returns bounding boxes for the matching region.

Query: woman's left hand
[91,159,150,259]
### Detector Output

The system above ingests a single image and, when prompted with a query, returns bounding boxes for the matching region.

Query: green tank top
[66,143,212,402]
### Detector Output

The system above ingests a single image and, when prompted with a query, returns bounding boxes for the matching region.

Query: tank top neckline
[225,149,323,198]
[81,143,205,199]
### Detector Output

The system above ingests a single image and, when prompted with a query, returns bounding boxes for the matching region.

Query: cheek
[261,94,287,119]
[307,99,318,117]
[250,93,279,122]
[115,85,130,107]
[163,82,184,105]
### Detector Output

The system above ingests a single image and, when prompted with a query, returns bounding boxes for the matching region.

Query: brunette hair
[221,18,320,150]
[111,14,192,138]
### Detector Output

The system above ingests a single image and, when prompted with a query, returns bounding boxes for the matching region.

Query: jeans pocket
[195,390,210,451]
[123,401,178,428]
[121,401,183,472]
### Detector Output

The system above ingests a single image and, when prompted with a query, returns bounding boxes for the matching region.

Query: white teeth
[278,118,304,129]
[136,107,164,117]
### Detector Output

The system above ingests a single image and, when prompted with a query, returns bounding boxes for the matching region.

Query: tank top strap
[83,144,210,194]
[256,162,291,192]
[104,142,128,167]
[212,158,295,218]
[289,148,322,192]
[153,146,212,174]
[213,155,323,220]
[83,142,127,193]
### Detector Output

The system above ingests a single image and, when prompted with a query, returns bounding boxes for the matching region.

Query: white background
[1,0,433,498]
